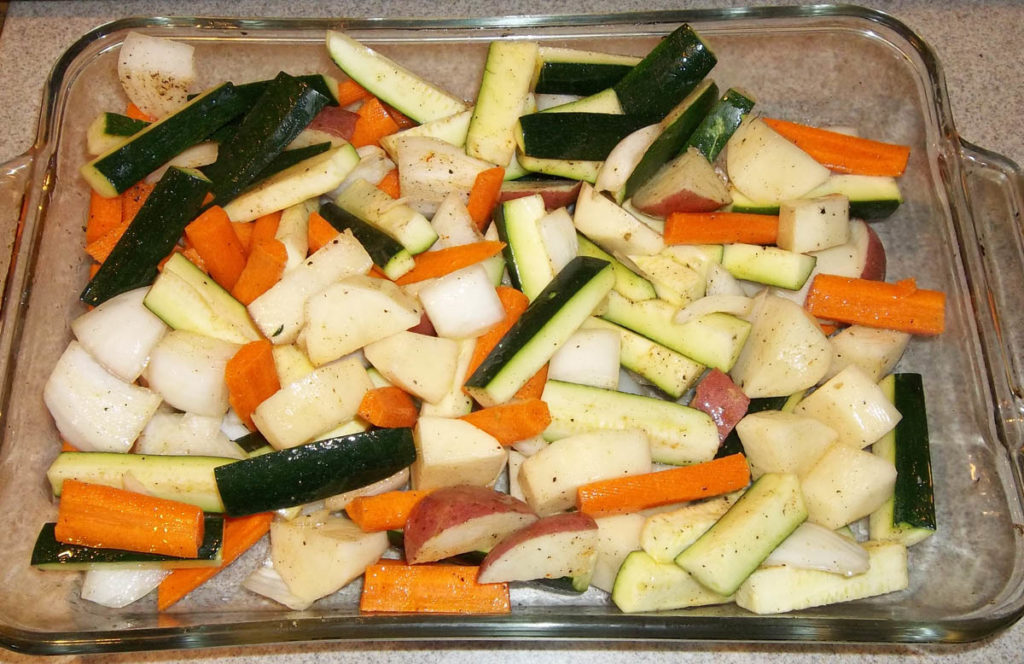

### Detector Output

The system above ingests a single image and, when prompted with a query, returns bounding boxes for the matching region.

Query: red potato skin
[632,189,725,218]
[309,106,359,140]
[690,369,751,443]
[860,222,886,281]
[478,512,598,581]
[409,311,436,337]
[498,180,583,211]
[404,485,537,564]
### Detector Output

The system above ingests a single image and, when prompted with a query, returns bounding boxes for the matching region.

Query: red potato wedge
[308,106,359,141]
[404,485,538,565]
[690,368,751,443]
[477,512,599,584]
[630,147,731,218]
[498,179,583,211]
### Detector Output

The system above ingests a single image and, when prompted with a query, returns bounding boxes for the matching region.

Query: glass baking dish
[1,5,1023,654]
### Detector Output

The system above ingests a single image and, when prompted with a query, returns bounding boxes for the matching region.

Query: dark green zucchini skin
[492,203,525,293]
[102,112,150,136]
[82,83,247,196]
[465,256,611,389]
[214,428,417,516]
[31,515,224,570]
[233,431,274,455]
[80,166,212,306]
[318,202,407,271]
[891,373,936,530]
[518,112,649,161]
[205,72,331,205]
[715,395,790,459]
[623,79,719,198]
[534,62,633,96]
[613,24,717,121]
[685,88,755,161]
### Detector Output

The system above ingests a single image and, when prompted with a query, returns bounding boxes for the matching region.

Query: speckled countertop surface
[0,1,1021,662]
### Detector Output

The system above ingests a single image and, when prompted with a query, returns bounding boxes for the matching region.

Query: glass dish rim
[2,4,1024,655]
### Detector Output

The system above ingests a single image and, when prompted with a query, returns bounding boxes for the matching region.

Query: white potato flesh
[145,330,239,417]
[274,200,316,273]
[363,331,459,404]
[389,135,494,216]
[418,265,505,339]
[252,356,372,449]
[628,253,705,307]
[573,183,664,256]
[726,118,831,203]
[411,416,507,490]
[430,192,482,249]
[303,275,422,365]
[136,411,246,459]
[271,511,388,605]
[735,410,837,479]
[44,341,162,453]
[729,293,831,398]
[777,194,851,254]
[271,344,315,387]
[117,32,194,118]
[323,468,410,511]
[823,325,911,383]
[548,328,621,390]
[591,513,646,592]
[800,443,897,529]
[477,514,599,584]
[518,429,651,516]
[419,338,476,418]
[794,364,902,447]
[71,287,167,382]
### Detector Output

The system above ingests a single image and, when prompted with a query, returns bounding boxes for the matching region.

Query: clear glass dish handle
[0,152,36,306]
[957,141,1024,429]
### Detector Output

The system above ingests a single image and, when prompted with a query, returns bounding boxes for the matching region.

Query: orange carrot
[184,205,248,291]
[345,489,433,532]
[383,102,416,130]
[460,399,551,446]
[306,210,339,254]
[60,440,79,453]
[232,222,254,256]
[225,340,281,430]
[231,238,288,305]
[336,79,372,107]
[84,224,129,264]
[358,386,418,429]
[762,117,911,177]
[85,189,123,244]
[513,363,549,401]
[157,513,273,611]
[819,321,841,336]
[360,562,510,614]
[125,103,156,122]
[466,167,506,231]
[121,181,154,223]
[393,241,505,285]
[84,182,154,263]
[350,97,400,148]
[55,479,204,558]
[664,212,779,245]
[376,168,401,199]
[88,263,101,279]
[465,286,530,380]
[804,274,946,336]
[249,211,282,253]
[576,453,751,517]
[367,265,390,280]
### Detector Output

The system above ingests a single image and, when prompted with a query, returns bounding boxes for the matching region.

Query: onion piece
[118,32,195,119]
[673,295,754,325]
[417,264,505,339]
[763,521,870,576]
[242,559,314,611]
[594,124,660,199]
[145,142,218,183]
[81,568,170,608]
[538,207,578,273]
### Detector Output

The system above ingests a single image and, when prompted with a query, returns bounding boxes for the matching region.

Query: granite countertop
[0,1,1021,663]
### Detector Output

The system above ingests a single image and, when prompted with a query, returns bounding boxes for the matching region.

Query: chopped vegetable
[393,240,505,285]
[230,238,288,305]
[466,166,506,230]
[184,205,248,290]
[376,168,401,198]
[225,340,281,430]
[335,78,372,107]
[345,489,433,532]
[360,561,510,614]
[762,117,911,177]
[350,97,400,148]
[459,398,552,446]
[306,210,339,253]
[664,211,779,245]
[357,386,419,428]
[85,190,123,244]
[805,275,946,335]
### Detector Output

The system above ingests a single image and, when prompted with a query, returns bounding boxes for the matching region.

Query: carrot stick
[61,440,79,453]
[576,453,751,517]
[336,79,372,107]
[460,399,551,446]
[249,211,282,253]
[232,222,254,256]
[345,489,433,532]
[465,286,530,380]
[184,205,249,291]
[125,103,156,122]
[85,189,123,243]
[225,340,281,430]
[157,512,273,611]
[84,182,154,263]
[306,210,339,254]
[393,241,505,285]
[804,275,946,335]
[762,117,911,177]
[368,265,390,280]
[514,363,549,400]
[664,212,779,245]
[180,246,207,273]
[360,562,510,614]
[376,168,401,199]
[466,167,506,231]
[121,181,154,223]
[358,386,418,428]
[55,479,204,558]
[231,238,288,305]
[350,97,400,148]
